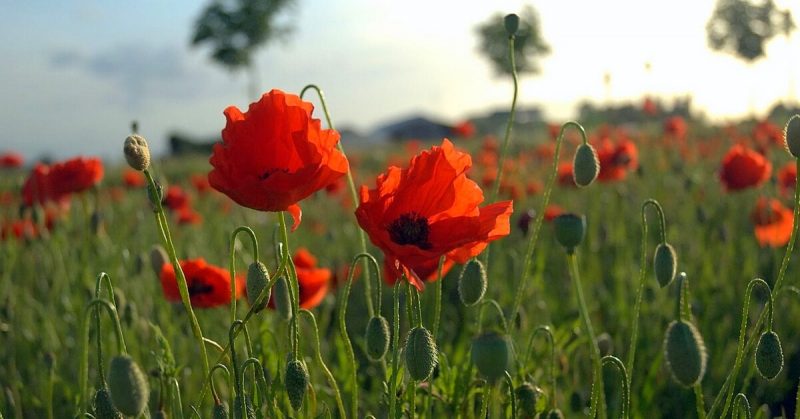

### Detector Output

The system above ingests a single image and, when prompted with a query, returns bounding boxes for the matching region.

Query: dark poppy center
[259,168,289,180]
[388,212,431,249]
[187,279,214,297]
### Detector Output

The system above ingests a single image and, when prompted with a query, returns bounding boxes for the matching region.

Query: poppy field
[4,26,800,419]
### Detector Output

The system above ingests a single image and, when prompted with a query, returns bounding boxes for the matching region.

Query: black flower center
[259,168,290,180]
[388,212,431,249]
[187,279,214,297]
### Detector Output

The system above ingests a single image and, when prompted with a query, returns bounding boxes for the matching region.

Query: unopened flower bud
[458,259,487,306]
[123,134,151,171]
[573,143,599,187]
[93,387,123,419]
[784,114,800,158]
[404,326,438,381]
[755,331,783,380]
[365,315,390,361]
[504,14,520,36]
[107,355,149,416]
[246,261,270,313]
[212,402,229,419]
[273,276,292,321]
[553,213,586,254]
[663,320,707,387]
[653,243,677,288]
[233,395,256,419]
[285,359,309,410]
[515,382,546,418]
[540,409,565,419]
[471,331,513,382]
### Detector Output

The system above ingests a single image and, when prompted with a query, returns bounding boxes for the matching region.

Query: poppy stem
[228,226,260,324]
[601,356,630,419]
[300,309,347,418]
[389,281,402,419]
[93,272,118,388]
[432,256,445,339]
[504,371,516,419]
[522,325,556,408]
[143,169,211,384]
[277,211,302,360]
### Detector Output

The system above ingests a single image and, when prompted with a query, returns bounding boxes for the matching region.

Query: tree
[476,5,550,77]
[706,0,795,62]
[191,0,296,97]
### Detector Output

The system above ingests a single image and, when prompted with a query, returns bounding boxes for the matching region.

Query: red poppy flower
[1,219,37,241]
[190,174,211,194]
[122,169,146,188]
[664,116,687,139]
[22,164,55,206]
[596,138,639,182]
[48,157,104,198]
[557,162,575,187]
[0,152,23,168]
[177,207,203,225]
[292,247,331,309]
[778,162,797,197]
[209,89,349,231]
[544,204,564,222]
[355,139,513,291]
[451,120,476,138]
[751,197,794,247]
[164,185,191,211]
[642,97,658,116]
[719,145,771,191]
[160,258,244,308]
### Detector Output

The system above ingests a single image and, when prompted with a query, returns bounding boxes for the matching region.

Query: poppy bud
[365,315,390,361]
[663,320,707,387]
[150,245,168,279]
[123,134,151,171]
[212,402,229,419]
[784,114,800,158]
[273,276,293,320]
[152,409,168,419]
[285,359,309,411]
[107,355,149,416]
[573,143,599,187]
[515,382,546,418]
[553,213,586,254]
[471,331,513,382]
[539,409,565,419]
[404,326,438,381]
[596,332,614,357]
[147,181,163,210]
[234,395,256,419]
[653,243,677,288]
[504,14,520,36]
[458,259,487,306]
[246,261,270,313]
[93,387,123,419]
[755,331,783,380]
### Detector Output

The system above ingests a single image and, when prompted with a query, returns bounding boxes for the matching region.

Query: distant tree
[706,0,795,62]
[476,5,550,77]
[191,0,296,97]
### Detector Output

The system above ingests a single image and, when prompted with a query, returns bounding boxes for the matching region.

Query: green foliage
[706,0,796,62]
[476,5,550,77]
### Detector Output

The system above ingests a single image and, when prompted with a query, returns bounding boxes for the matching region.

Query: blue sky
[1,0,798,161]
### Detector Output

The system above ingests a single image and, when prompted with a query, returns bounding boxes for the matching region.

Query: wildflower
[160,258,244,308]
[208,89,349,231]
[22,164,55,205]
[664,116,687,139]
[177,207,203,225]
[292,247,331,309]
[751,197,793,247]
[48,157,104,198]
[777,162,796,197]
[557,162,575,187]
[163,185,190,211]
[355,139,513,290]
[190,174,211,194]
[719,145,771,191]
[0,152,23,168]
[451,120,476,138]
[596,138,638,182]
[122,169,146,188]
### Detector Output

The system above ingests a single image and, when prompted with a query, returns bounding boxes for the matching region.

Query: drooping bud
[663,320,707,387]
[458,259,487,306]
[596,332,614,357]
[653,243,677,288]
[539,409,565,419]
[123,134,151,171]
[573,143,599,187]
[93,387,123,419]
[471,331,513,382]
[107,355,150,416]
[212,402,229,419]
[273,276,293,320]
[553,213,586,254]
[285,359,309,411]
[233,395,256,419]
[246,261,270,313]
[504,14,520,36]
[755,331,783,380]
[150,245,168,279]
[515,382,546,418]
[365,315,390,361]
[784,114,800,158]
[404,326,438,381]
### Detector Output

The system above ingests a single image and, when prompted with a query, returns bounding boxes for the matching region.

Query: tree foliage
[191,0,295,71]
[706,0,795,62]
[476,5,550,77]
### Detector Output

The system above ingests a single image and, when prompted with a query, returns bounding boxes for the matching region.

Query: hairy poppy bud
[553,213,586,254]
[107,355,149,416]
[504,14,520,36]
[365,315,390,361]
[516,382,546,418]
[285,359,309,410]
[539,409,565,419]
[123,134,151,171]
[663,320,707,387]
[212,402,229,419]
[573,143,599,187]
[93,387,123,419]
[150,245,168,279]
[273,276,292,320]
[234,395,256,419]
[458,259,487,306]
[596,332,614,357]
[755,331,783,380]
[654,243,677,288]
[784,114,800,158]
[246,261,270,313]
[404,326,438,381]
[471,331,513,382]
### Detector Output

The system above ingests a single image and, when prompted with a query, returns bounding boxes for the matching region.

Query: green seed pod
[233,395,256,419]
[504,14,520,36]
[365,315,390,361]
[107,355,150,417]
[573,143,599,187]
[538,408,565,419]
[273,276,293,320]
[596,332,614,357]
[212,401,229,419]
[784,114,800,158]
[553,213,586,254]
[93,387,123,419]
[150,245,168,279]
[663,320,707,387]
[123,134,151,171]
[458,259,487,306]
[653,243,677,288]
[404,326,438,381]
[246,261,270,313]
[755,331,783,380]
[515,382,547,418]
[471,331,513,382]
[285,359,309,411]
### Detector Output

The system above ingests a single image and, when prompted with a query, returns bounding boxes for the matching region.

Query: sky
[1,0,798,161]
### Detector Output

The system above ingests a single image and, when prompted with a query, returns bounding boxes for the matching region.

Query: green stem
[694,384,707,419]
[601,356,630,419]
[733,393,751,419]
[143,169,210,381]
[170,378,185,419]
[389,282,402,419]
[476,299,509,334]
[432,256,445,339]
[504,371,516,419]
[299,309,347,418]
[240,358,269,413]
[479,383,493,419]
[277,212,301,359]
[229,320,246,419]
[93,273,118,387]
[339,254,373,416]
[228,226,260,323]
[567,253,605,419]
[523,325,556,408]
